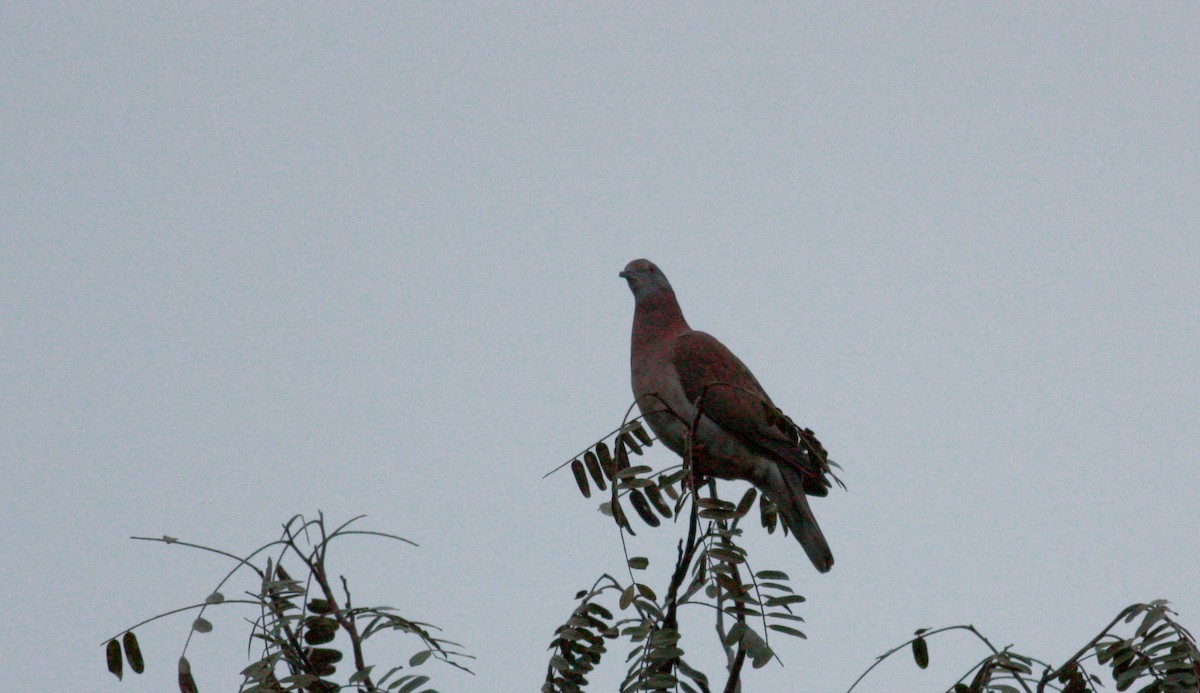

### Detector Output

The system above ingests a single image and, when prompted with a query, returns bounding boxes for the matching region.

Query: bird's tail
[761,465,834,573]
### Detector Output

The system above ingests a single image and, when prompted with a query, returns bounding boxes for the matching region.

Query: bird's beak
[619,270,631,279]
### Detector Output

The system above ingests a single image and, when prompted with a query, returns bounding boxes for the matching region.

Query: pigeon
[620,258,835,572]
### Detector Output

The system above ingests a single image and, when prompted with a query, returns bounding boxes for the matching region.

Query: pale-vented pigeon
[620,259,835,573]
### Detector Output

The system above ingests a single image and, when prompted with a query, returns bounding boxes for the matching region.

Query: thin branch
[1036,604,1138,693]
[846,624,1034,693]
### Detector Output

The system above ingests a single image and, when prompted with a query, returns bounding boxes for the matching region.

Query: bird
[619,258,836,573]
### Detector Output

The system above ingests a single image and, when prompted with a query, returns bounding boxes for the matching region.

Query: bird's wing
[672,330,830,493]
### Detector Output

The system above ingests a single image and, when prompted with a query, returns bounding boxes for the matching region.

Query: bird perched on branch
[620,258,837,573]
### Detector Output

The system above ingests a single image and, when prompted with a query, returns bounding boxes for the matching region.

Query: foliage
[849,600,1199,693]
[547,403,1197,693]
[101,417,1197,692]
[544,401,830,692]
[103,513,473,692]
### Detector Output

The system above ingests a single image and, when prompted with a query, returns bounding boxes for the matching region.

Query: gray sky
[3,4,1198,691]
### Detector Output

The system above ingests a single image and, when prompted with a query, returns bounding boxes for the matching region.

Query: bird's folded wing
[672,331,830,492]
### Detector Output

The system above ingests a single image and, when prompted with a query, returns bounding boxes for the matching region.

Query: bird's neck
[632,290,690,352]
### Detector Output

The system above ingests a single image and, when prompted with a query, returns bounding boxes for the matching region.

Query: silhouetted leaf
[619,432,642,456]
[178,656,198,693]
[644,483,672,518]
[192,617,213,633]
[396,674,430,693]
[615,465,653,481]
[735,487,758,517]
[583,451,607,490]
[410,649,432,666]
[767,624,806,639]
[308,598,335,614]
[610,498,634,534]
[615,440,630,472]
[912,636,929,669]
[628,556,649,570]
[122,631,144,674]
[619,585,637,610]
[630,421,654,447]
[106,638,123,680]
[629,490,661,527]
[570,459,591,498]
[596,442,616,480]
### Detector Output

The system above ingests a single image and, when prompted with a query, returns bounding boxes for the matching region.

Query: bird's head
[619,259,674,299]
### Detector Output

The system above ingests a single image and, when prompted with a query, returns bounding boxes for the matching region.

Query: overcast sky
[3,4,1198,692]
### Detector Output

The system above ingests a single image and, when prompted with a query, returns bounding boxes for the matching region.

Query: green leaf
[764,594,806,607]
[409,649,432,666]
[106,638,123,680]
[698,508,743,520]
[755,570,789,581]
[615,465,653,481]
[349,665,375,684]
[396,675,430,693]
[628,556,649,570]
[912,636,929,669]
[122,631,144,674]
[723,623,747,648]
[644,483,673,518]
[767,624,807,639]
